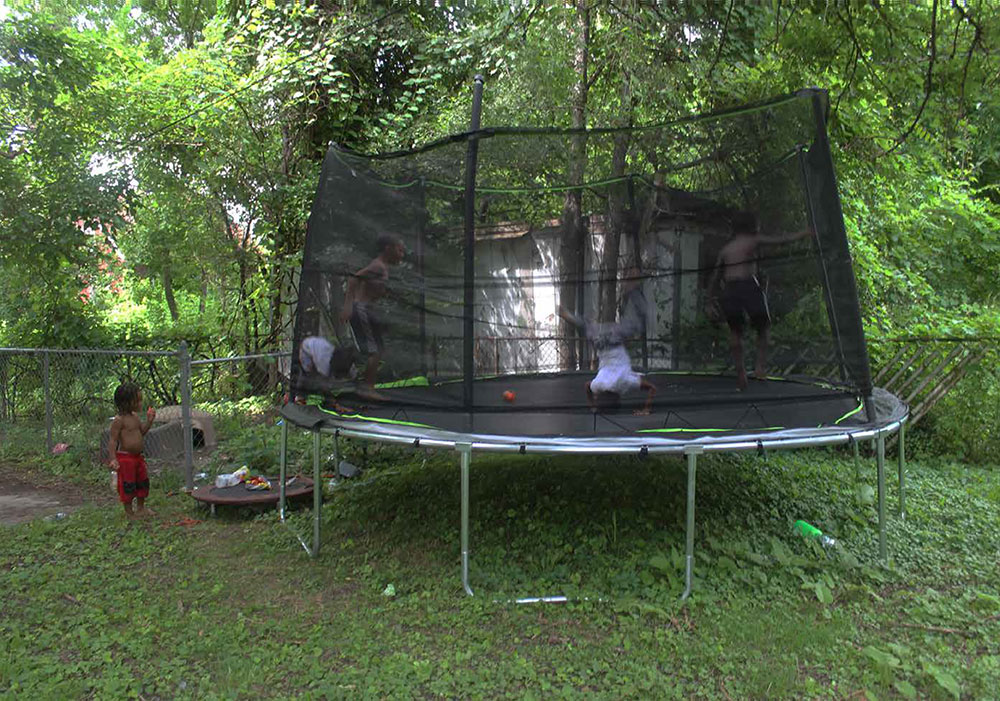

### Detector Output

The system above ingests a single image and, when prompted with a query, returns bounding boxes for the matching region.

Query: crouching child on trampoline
[557,305,656,416]
[109,382,155,520]
[295,335,358,414]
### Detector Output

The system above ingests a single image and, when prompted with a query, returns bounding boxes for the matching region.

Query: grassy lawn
[2,434,999,699]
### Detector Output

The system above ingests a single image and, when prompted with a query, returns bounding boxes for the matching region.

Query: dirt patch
[0,463,102,526]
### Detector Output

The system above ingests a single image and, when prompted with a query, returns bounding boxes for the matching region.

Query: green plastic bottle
[793,520,836,548]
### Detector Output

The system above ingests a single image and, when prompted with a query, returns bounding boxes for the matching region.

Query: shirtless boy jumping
[340,234,405,398]
[109,382,156,519]
[707,214,813,390]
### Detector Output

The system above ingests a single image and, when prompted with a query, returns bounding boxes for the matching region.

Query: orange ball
[502,390,516,403]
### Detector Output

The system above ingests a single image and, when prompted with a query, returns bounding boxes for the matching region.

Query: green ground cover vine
[2,441,998,698]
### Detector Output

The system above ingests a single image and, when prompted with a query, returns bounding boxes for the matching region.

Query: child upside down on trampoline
[558,304,656,416]
[295,335,358,414]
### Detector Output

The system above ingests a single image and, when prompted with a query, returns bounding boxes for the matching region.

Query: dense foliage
[2,447,999,697]
[2,1,999,449]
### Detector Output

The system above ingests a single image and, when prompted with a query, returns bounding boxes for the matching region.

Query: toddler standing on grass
[109,382,155,520]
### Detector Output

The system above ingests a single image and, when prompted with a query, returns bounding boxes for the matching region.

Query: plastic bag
[215,465,250,488]
[214,473,241,488]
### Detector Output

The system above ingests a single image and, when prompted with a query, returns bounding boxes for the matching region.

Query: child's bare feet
[736,370,748,391]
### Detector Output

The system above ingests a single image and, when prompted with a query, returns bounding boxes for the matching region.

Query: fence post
[43,350,53,453]
[179,341,194,492]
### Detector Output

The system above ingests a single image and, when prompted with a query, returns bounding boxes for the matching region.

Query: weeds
[1,434,998,698]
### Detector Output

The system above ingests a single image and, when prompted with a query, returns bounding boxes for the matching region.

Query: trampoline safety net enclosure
[287,88,905,446]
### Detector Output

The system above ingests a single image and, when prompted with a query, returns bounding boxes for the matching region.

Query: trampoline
[285,372,886,441]
[278,84,908,600]
[191,476,314,516]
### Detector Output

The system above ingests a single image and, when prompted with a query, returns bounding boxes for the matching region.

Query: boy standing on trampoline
[558,301,656,416]
[340,234,405,399]
[707,213,813,390]
[109,382,155,520]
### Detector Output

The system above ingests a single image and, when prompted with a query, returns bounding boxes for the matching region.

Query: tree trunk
[265,124,299,351]
[599,72,634,324]
[199,269,208,316]
[219,200,253,356]
[163,266,180,322]
[558,0,590,370]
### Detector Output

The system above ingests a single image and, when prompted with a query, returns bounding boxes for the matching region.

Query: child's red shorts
[116,452,150,503]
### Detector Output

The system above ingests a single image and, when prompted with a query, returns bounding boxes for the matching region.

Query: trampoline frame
[277,409,907,601]
[280,84,905,600]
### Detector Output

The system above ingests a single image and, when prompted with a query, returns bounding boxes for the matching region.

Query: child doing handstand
[109,382,155,519]
[558,305,656,416]
[295,335,358,413]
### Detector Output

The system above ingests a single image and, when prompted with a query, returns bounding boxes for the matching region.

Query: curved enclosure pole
[799,88,875,415]
[796,147,847,383]
[416,185,428,376]
[463,75,485,418]
[458,442,474,596]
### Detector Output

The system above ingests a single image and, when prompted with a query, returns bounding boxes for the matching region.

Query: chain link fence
[2,337,995,492]
[0,347,178,456]
[0,345,290,492]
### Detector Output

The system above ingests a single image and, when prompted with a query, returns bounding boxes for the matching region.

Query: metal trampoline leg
[682,446,702,600]
[277,422,321,557]
[279,420,288,518]
[852,437,860,483]
[897,421,906,519]
[458,442,474,596]
[312,430,322,558]
[333,430,341,482]
[876,432,887,563]
[851,436,862,503]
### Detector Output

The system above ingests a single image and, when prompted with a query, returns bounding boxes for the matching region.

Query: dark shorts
[116,452,150,503]
[349,303,384,355]
[721,278,770,333]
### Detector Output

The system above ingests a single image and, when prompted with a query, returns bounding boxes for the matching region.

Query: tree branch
[833,3,862,114]
[834,3,897,109]
[586,61,606,91]
[885,0,938,156]
[707,0,734,83]
[774,0,781,46]
[874,0,897,47]
[951,0,984,118]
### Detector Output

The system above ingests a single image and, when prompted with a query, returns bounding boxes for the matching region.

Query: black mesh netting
[288,89,877,436]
